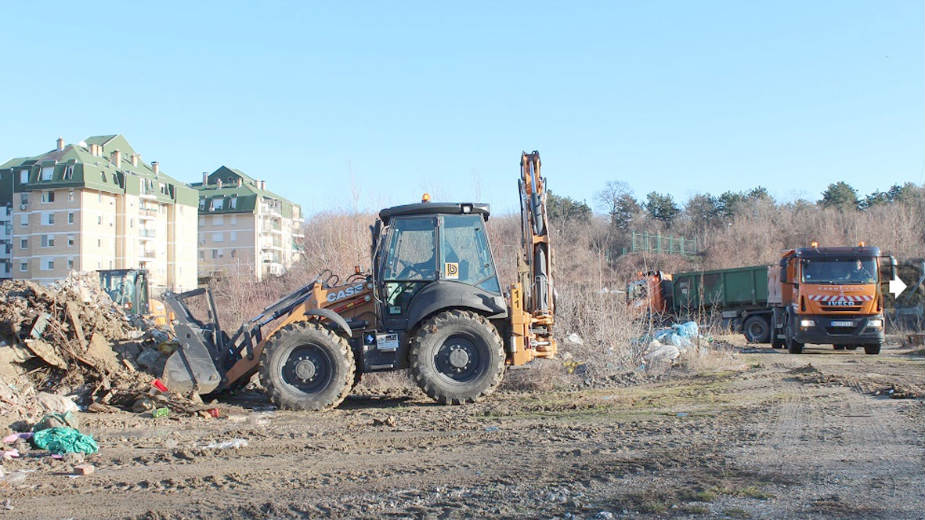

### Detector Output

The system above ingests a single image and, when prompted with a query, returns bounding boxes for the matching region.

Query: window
[213,215,224,225]
[100,172,107,182]
[64,167,73,180]
[212,232,223,242]
[19,239,27,249]
[97,239,102,247]
[41,191,54,203]
[67,258,74,269]
[19,262,27,272]
[129,218,133,228]
[41,166,54,181]
[20,170,29,183]
[199,199,206,211]
[211,249,217,259]
[68,235,74,247]
[19,193,28,205]
[97,215,102,225]
[19,215,27,226]
[440,215,500,293]
[68,213,74,224]
[67,191,74,202]
[381,217,437,281]
[231,249,236,258]
[210,198,224,211]
[46,213,55,225]
[41,258,54,271]
[199,250,204,260]
[48,259,55,270]
[41,235,49,247]
[230,231,238,242]
[230,197,237,209]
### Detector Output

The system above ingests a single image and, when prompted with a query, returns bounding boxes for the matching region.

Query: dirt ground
[3,340,923,520]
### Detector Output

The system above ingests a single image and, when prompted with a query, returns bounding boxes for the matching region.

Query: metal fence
[622,231,700,256]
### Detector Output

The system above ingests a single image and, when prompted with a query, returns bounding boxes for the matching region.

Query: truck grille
[821,305,861,312]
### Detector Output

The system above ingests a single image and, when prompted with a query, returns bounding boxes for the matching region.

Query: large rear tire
[260,322,354,411]
[409,310,505,405]
[743,316,771,343]
[785,314,804,354]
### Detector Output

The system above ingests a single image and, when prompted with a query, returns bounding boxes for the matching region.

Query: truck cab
[771,245,893,354]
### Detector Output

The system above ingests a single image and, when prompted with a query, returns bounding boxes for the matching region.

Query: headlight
[868,319,882,328]
[799,319,815,328]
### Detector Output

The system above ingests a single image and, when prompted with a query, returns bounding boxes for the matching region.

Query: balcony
[138,207,158,220]
[139,250,157,261]
[138,228,157,240]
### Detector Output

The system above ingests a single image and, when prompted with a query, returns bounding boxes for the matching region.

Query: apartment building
[0,135,198,291]
[194,166,304,281]
[0,171,12,278]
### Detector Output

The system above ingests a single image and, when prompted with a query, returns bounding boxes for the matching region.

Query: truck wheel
[863,344,881,355]
[409,310,505,405]
[743,316,770,343]
[260,321,354,411]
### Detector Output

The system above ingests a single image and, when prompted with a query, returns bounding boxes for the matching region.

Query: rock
[644,345,681,363]
[594,512,614,520]
[372,416,397,427]
[132,397,155,413]
[134,348,163,370]
[565,333,584,345]
[63,452,85,465]
[73,463,95,476]
[35,392,79,414]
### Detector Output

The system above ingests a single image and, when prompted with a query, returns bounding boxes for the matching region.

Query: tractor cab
[372,201,507,332]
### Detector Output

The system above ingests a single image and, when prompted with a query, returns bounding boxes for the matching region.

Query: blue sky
[1,1,921,216]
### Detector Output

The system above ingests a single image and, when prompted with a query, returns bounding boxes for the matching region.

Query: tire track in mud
[750,371,924,519]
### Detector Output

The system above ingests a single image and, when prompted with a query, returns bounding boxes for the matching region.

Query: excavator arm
[508,151,557,365]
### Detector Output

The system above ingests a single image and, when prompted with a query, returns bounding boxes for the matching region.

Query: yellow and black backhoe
[162,151,556,410]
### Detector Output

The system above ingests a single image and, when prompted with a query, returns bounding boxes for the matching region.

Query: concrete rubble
[0,272,207,428]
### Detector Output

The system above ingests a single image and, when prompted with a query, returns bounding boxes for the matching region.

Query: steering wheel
[396,259,427,280]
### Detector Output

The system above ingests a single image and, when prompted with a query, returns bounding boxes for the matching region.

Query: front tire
[260,322,354,411]
[409,310,505,405]
[863,344,881,355]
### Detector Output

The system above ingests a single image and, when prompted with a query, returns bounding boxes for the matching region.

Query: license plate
[830,320,854,327]
[375,333,399,352]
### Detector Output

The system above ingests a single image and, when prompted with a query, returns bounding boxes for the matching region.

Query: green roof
[0,135,196,207]
[194,166,301,218]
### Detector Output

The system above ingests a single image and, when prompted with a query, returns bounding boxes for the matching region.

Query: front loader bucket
[161,289,225,395]
[163,326,222,394]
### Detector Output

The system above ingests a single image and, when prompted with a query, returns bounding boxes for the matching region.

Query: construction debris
[0,273,206,426]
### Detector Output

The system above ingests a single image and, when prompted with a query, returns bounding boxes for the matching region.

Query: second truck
[628,243,895,354]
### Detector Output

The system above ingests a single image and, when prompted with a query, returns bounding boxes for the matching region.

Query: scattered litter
[207,408,221,418]
[1,499,11,510]
[676,412,689,417]
[1,471,29,484]
[484,426,500,432]
[73,464,95,476]
[152,379,169,393]
[203,439,248,450]
[2,449,19,460]
[2,432,32,444]
[34,411,79,431]
[565,333,584,345]
[152,407,170,418]
[31,427,99,455]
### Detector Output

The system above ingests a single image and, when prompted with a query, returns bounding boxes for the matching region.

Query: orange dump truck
[769,244,894,354]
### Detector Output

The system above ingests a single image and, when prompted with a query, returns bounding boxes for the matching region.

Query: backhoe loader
[162,151,556,410]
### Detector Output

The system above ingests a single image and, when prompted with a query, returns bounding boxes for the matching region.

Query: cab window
[440,214,501,294]
[381,217,437,281]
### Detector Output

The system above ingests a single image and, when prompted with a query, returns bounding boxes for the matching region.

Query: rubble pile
[0,273,205,425]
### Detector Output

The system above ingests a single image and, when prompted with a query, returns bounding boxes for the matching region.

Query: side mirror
[878,255,896,281]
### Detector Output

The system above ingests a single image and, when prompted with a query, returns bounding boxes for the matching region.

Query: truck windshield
[802,258,877,284]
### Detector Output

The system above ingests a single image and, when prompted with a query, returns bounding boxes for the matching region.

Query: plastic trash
[484,426,499,432]
[644,345,681,363]
[203,438,248,450]
[2,432,32,444]
[31,427,99,454]
[152,407,170,418]
[674,321,699,338]
[34,411,79,431]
